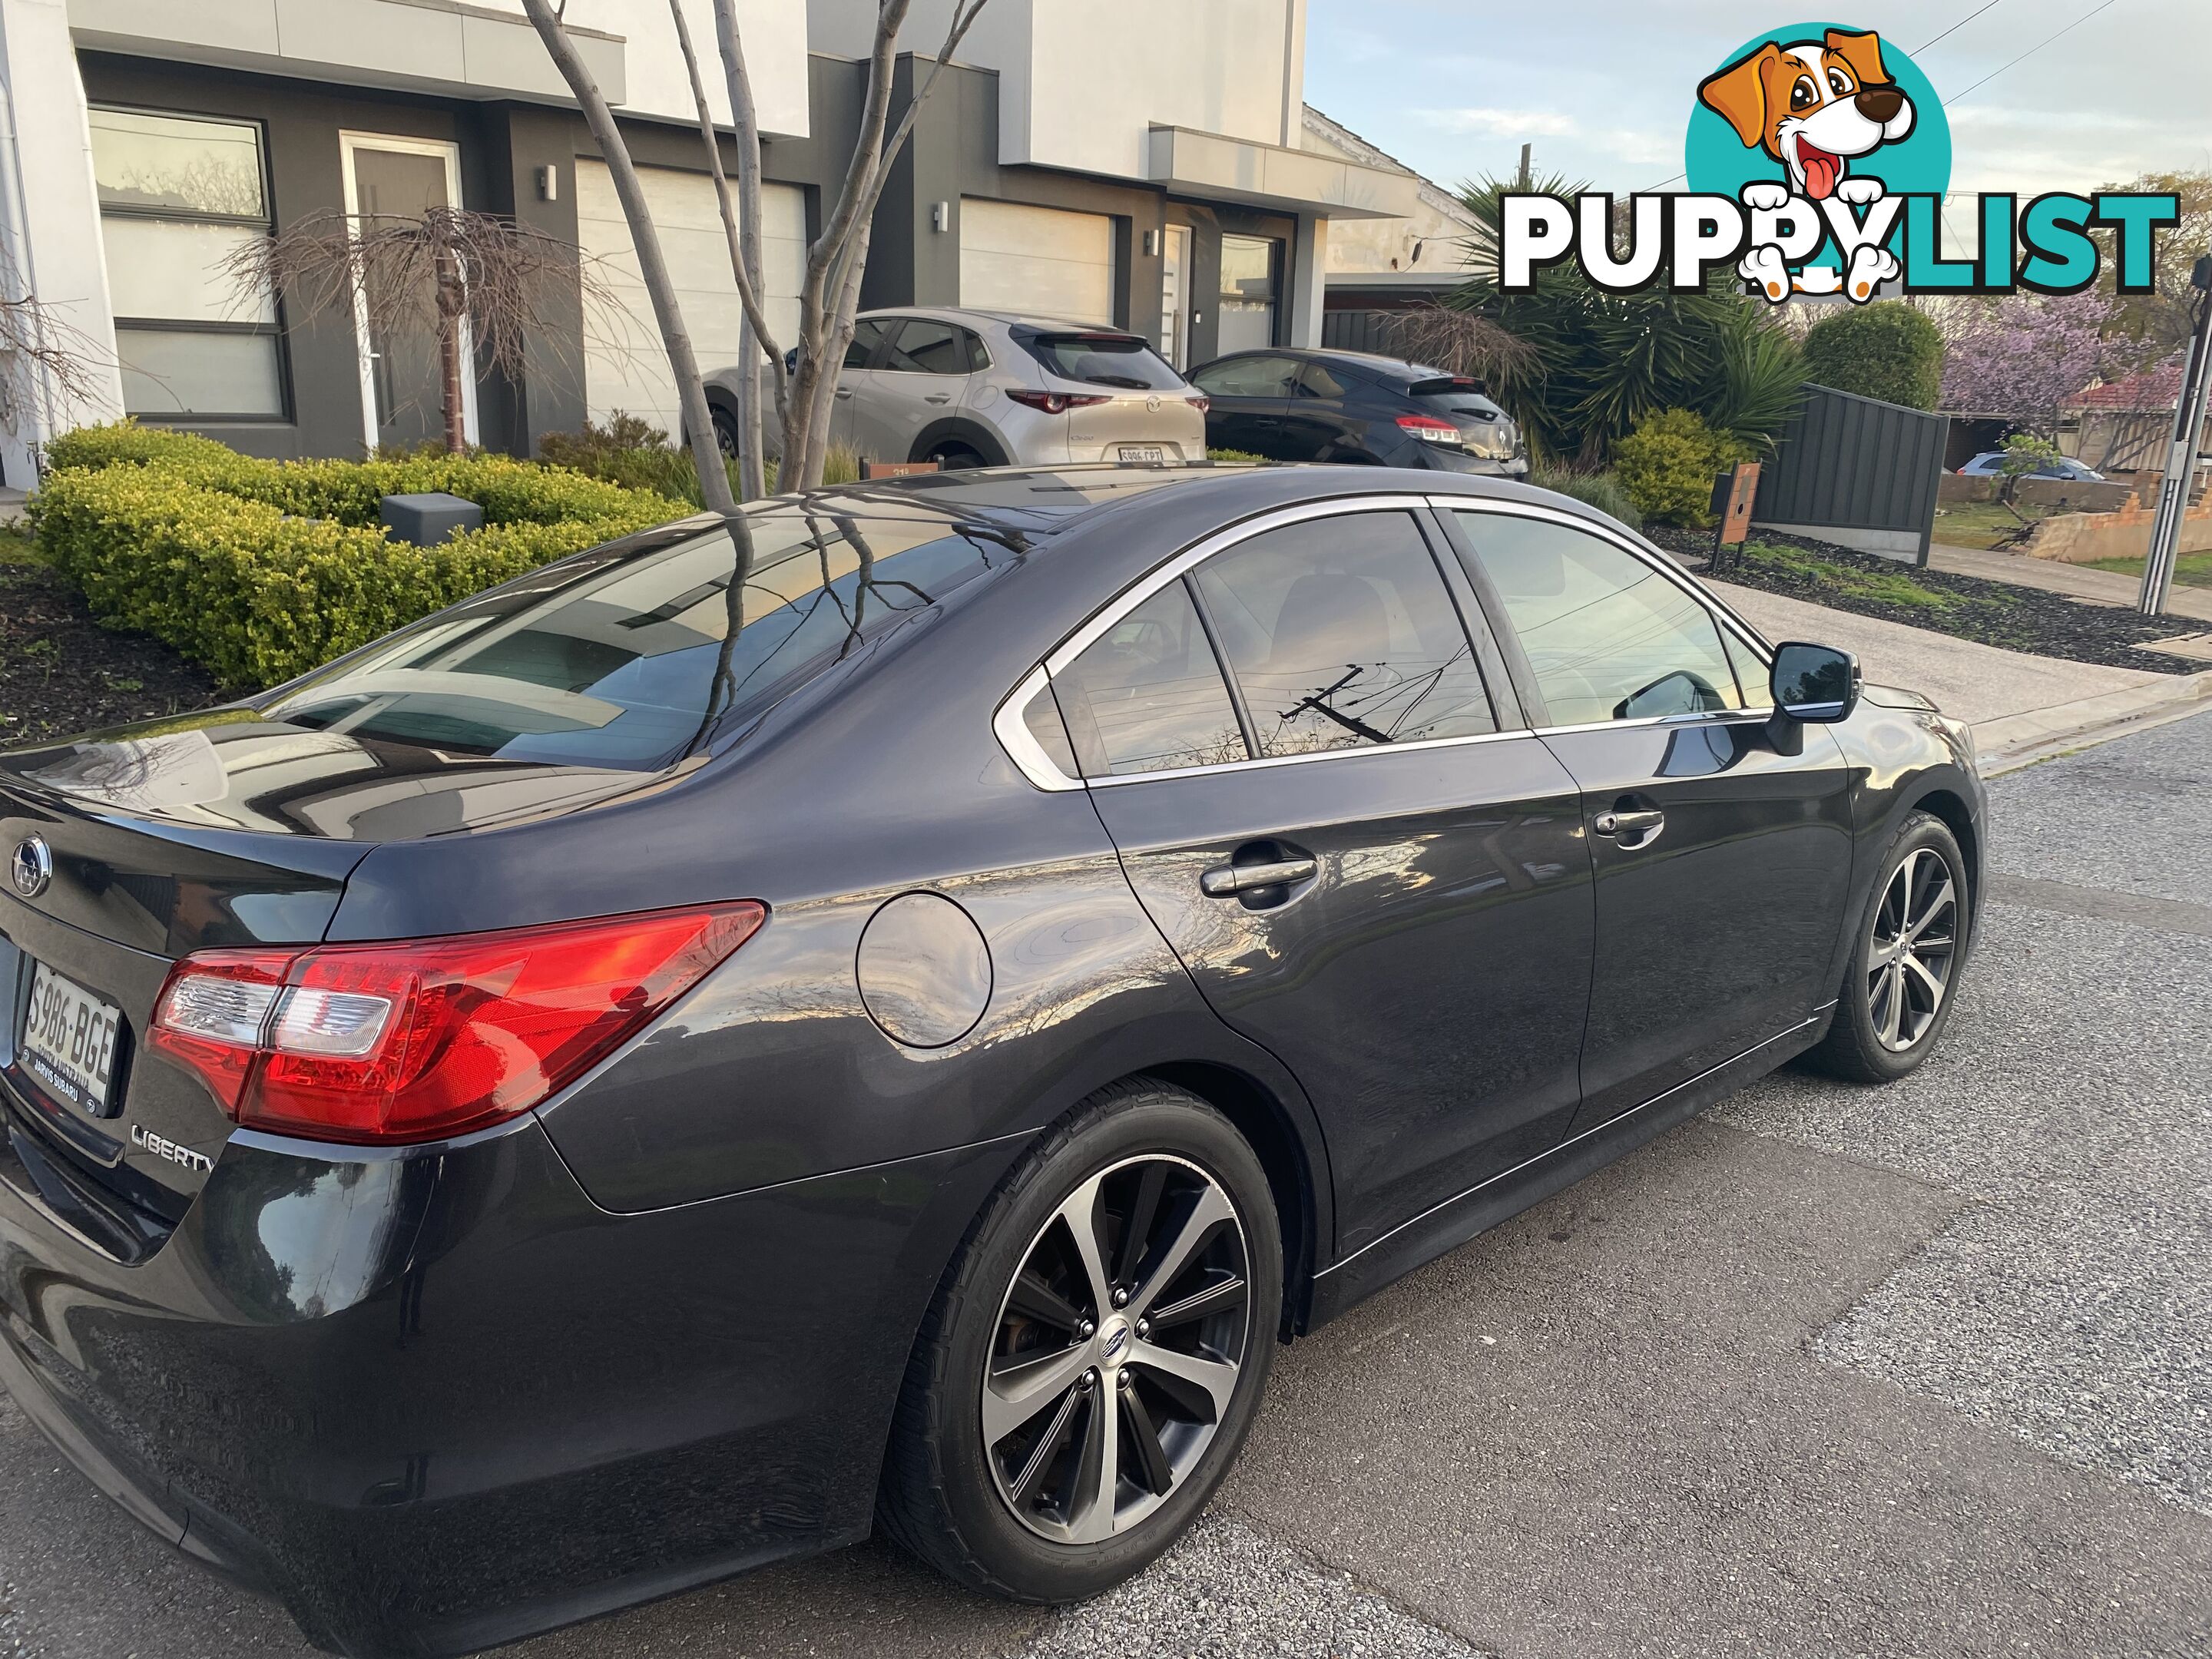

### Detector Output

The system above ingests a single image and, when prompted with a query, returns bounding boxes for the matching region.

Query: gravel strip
[1016,1515,1488,1659]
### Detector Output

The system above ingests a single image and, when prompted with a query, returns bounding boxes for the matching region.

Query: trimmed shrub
[1207,448,1271,465]
[33,422,683,687]
[1613,409,1750,528]
[1800,303,1945,411]
[1528,467,1642,529]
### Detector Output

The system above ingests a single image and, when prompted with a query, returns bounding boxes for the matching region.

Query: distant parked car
[1187,348,1527,475]
[1955,452,2105,482]
[709,307,1207,471]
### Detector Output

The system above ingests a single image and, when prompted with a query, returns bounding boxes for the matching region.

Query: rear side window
[1296,362,1349,399]
[1051,582,1249,777]
[1023,333,1184,390]
[882,320,975,375]
[1454,511,1744,726]
[1192,356,1298,398]
[1194,512,1496,757]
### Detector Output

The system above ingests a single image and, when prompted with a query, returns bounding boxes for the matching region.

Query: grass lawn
[1928,498,2054,551]
[2080,550,2212,589]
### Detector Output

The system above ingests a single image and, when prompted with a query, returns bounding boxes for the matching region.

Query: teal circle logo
[1685,22,1950,205]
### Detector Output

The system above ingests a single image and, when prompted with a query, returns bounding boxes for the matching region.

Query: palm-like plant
[1448,174,1806,467]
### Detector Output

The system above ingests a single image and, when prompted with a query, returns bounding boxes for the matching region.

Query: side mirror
[1770,641,1859,723]
[783,347,799,375]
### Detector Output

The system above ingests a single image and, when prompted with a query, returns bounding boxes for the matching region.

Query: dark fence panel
[1320,310,1400,354]
[1753,383,1949,565]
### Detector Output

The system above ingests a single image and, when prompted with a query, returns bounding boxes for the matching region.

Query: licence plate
[19,959,123,1115]
[1118,445,1166,463]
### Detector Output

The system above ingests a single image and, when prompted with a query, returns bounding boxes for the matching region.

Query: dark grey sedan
[0,465,1982,1656]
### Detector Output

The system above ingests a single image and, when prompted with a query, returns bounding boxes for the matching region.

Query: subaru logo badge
[10,835,51,899]
[1100,1323,1131,1363]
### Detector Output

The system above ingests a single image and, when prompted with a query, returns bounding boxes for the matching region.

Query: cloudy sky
[1304,0,2212,201]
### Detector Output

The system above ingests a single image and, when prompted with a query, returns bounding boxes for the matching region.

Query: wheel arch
[1137,1060,1327,1340]
[1906,784,1981,909]
[909,416,1009,467]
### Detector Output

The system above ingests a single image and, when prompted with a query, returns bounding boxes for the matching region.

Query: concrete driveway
[6,712,2210,1659]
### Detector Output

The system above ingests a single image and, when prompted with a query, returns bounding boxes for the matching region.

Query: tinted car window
[844,318,893,369]
[1022,333,1184,390]
[962,329,992,373]
[882,320,972,375]
[1051,581,1249,778]
[267,513,1010,770]
[1192,356,1299,399]
[1296,361,1350,399]
[1455,511,1744,725]
[1194,512,1495,758]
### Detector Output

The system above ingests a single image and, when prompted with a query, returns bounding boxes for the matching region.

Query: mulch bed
[1649,525,2206,676]
[0,549,227,747]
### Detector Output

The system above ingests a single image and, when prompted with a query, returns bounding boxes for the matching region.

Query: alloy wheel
[1866,846,1958,1051]
[982,1154,1250,1544]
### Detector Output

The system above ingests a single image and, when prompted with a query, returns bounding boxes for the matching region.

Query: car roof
[1197,346,1488,385]
[757,462,1618,544]
[856,305,1140,336]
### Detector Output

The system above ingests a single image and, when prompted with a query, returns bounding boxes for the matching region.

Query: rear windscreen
[263,512,1015,770]
[1022,334,1184,391]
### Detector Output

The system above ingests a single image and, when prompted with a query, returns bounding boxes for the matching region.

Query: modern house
[0,0,1427,484]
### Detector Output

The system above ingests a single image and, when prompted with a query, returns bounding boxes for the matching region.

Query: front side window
[1455,512,1745,726]
[1051,582,1248,778]
[843,318,893,369]
[1194,512,1495,758]
[1191,356,1299,399]
[91,108,282,419]
[882,320,972,376]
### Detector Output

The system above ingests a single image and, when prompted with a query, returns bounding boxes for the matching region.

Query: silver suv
[730,307,1208,470]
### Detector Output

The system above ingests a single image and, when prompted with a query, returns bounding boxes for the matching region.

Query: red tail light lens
[147,903,767,1145]
[1185,394,1211,414]
[1006,389,1111,415]
[1395,413,1465,445]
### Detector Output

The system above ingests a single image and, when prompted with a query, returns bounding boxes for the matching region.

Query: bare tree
[0,291,111,459]
[1379,303,1536,386]
[224,207,605,455]
[519,0,740,519]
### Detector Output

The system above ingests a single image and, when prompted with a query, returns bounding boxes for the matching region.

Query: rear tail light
[147,902,766,1145]
[1185,394,1211,414]
[1396,413,1465,445]
[1006,389,1111,415]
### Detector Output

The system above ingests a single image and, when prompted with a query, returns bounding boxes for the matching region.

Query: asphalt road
[6,710,2210,1659]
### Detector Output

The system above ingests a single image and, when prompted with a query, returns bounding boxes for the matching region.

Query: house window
[1217,234,1280,354]
[91,108,284,419]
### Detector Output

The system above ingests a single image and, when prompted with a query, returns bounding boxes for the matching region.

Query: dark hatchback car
[0,465,1982,1656]
[1190,348,1528,475]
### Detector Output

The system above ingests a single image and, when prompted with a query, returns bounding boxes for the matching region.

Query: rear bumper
[0,1111,1025,1657]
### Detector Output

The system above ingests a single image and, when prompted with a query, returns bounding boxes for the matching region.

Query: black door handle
[1593,806,1665,850]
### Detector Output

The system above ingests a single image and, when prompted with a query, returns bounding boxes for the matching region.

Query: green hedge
[33,422,684,687]
[1613,409,1750,528]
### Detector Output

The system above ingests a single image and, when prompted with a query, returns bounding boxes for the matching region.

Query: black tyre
[1803,810,1969,1084]
[710,407,742,461]
[878,1079,1281,1601]
[925,440,988,470]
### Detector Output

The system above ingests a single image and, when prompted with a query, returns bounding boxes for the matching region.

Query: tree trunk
[435,247,466,454]
[518,0,738,522]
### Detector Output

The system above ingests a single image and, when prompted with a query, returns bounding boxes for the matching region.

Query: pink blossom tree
[1938,292,2147,433]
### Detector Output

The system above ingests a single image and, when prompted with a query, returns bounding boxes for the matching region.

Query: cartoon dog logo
[1698,27,1913,302]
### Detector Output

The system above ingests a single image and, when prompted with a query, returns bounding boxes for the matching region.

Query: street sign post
[2139,253,2212,617]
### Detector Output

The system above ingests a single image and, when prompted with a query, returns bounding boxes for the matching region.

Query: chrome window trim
[989,491,1790,793]
[993,664,1086,792]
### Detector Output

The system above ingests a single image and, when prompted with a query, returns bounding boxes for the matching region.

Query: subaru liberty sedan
[0,465,1982,1656]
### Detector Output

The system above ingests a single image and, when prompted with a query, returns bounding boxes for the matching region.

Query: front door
[1441,505,1856,1130]
[830,316,896,458]
[339,134,469,453]
[1160,225,1191,371]
[1048,502,1593,1251]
